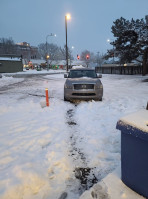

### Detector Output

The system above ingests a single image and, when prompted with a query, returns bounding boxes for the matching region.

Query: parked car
[64,68,103,101]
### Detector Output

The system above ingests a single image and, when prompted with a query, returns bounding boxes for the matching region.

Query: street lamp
[65,13,71,72]
[107,39,115,63]
[46,33,56,70]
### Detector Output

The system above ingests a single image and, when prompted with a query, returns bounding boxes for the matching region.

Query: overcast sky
[0,0,148,57]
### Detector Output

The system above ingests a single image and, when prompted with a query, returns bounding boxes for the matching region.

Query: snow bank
[0,75,24,87]
[1,69,65,76]
[22,69,65,74]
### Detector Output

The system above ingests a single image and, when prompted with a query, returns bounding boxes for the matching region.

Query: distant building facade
[15,42,40,61]
[0,42,40,65]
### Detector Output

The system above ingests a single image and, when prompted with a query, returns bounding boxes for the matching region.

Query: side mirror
[97,74,102,78]
[64,74,68,78]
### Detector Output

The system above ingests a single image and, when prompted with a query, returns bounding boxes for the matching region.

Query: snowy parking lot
[0,71,147,199]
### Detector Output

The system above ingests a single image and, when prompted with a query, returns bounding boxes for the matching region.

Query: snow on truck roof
[71,65,94,70]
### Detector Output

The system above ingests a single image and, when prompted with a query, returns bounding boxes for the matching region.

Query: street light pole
[65,16,68,72]
[65,14,71,72]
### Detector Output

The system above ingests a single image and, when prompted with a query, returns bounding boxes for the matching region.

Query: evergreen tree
[110,16,148,75]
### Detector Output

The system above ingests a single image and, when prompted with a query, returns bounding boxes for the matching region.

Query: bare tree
[80,50,95,67]
[59,45,73,61]
[95,52,105,67]
[0,37,15,55]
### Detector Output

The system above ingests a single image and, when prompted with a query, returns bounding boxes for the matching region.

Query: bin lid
[116,110,148,140]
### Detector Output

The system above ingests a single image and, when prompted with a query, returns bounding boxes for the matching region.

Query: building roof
[0,57,21,61]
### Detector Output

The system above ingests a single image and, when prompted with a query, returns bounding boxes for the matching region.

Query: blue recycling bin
[116,110,148,198]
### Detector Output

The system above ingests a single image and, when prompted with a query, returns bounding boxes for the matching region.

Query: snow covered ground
[0,69,147,199]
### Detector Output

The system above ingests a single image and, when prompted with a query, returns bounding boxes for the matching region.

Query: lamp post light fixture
[65,13,71,72]
[107,39,115,63]
[46,33,56,70]
[46,55,50,59]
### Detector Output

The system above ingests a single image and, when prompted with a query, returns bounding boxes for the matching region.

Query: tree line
[0,37,105,67]
[0,38,73,61]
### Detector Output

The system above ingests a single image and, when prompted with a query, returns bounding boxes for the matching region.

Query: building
[15,42,40,64]
[0,41,40,65]
[0,56,23,73]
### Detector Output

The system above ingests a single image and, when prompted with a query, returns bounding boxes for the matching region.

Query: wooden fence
[95,65,142,75]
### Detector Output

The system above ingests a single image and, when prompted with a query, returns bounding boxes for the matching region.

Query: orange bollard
[45,88,49,106]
